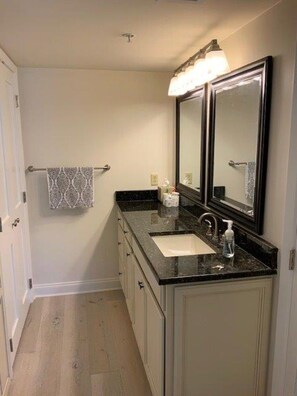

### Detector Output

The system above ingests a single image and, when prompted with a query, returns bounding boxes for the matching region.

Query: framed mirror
[207,57,272,234]
[176,87,206,203]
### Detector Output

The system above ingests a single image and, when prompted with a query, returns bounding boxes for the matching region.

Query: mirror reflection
[212,76,261,217]
[179,93,203,192]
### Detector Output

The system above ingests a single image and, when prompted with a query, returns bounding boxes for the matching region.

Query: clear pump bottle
[222,220,235,258]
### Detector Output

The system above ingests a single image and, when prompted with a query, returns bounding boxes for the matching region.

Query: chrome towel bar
[228,160,247,167]
[27,164,111,172]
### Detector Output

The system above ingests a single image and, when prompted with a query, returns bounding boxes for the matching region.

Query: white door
[0,51,31,366]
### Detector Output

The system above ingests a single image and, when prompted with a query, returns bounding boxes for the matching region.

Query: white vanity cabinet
[117,208,273,396]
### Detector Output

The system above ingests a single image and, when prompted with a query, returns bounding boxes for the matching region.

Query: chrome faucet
[198,212,219,241]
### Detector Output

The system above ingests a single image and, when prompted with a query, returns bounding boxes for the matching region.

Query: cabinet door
[133,257,146,360]
[117,223,124,262]
[123,239,133,300]
[173,279,272,396]
[125,249,134,323]
[118,224,125,291]
[145,284,165,396]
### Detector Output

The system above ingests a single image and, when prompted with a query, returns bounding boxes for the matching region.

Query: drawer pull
[138,281,144,290]
[124,231,128,234]
[119,272,123,275]
[118,242,122,246]
[118,218,121,221]
[126,253,131,257]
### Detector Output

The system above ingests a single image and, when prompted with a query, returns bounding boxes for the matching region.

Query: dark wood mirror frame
[176,86,207,204]
[207,57,273,235]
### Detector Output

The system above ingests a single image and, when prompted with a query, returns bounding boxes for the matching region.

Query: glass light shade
[174,71,187,96]
[168,75,178,96]
[192,57,208,87]
[184,63,195,91]
[205,49,230,77]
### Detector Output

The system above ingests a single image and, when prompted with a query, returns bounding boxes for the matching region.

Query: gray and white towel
[47,167,94,209]
[245,161,256,203]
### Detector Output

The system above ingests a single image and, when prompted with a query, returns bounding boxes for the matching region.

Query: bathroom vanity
[116,193,277,396]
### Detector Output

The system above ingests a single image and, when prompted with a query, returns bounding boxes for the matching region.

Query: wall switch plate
[185,172,193,184]
[151,174,158,186]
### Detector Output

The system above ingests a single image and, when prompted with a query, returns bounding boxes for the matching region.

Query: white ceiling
[0,0,279,72]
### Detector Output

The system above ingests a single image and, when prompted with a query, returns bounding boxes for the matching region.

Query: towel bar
[27,165,111,172]
[228,160,247,167]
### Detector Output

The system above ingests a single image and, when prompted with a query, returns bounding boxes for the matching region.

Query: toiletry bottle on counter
[158,178,174,202]
[222,220,235,258]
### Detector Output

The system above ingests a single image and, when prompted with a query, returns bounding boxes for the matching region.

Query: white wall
[220,0,297,394]
[18,68,174,292]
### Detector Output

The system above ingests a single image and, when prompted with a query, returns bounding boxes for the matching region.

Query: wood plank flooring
[8,291,152,396]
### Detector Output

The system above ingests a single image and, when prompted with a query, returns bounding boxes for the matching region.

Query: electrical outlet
[150,174,158,186]
[185,172,193,184]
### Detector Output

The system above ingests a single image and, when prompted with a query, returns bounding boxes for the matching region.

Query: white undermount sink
[151,233,216,257]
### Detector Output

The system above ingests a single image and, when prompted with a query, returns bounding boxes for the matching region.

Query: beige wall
[220,0,297,394]
[18,68,174,287]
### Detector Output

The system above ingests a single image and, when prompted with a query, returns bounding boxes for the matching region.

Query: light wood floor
[8,290,152,396]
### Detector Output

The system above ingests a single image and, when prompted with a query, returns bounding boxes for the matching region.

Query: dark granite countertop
[116,199,277,286]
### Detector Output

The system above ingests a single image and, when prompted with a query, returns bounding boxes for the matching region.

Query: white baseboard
[33,277,121,299]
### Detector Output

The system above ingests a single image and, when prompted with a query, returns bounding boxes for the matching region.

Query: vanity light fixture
[168,39,229,96]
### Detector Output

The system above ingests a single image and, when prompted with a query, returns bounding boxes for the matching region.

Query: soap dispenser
[222,220,235,258]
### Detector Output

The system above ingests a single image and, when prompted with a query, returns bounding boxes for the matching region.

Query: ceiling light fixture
[168,39,229,96]
[121,33,135,43]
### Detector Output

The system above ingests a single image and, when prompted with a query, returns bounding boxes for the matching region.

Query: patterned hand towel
[245,161,256,203]
[47,167,94,209]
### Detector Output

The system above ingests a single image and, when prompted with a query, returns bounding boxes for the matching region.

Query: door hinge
[15,95,19,108]
[0,217,2,233]
[9,338,13,353]
[289,249,296,270]
[28,278,33,289]
[23,191,27,203]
